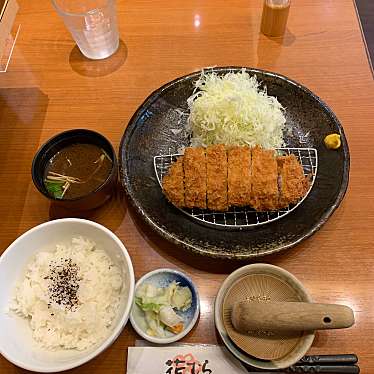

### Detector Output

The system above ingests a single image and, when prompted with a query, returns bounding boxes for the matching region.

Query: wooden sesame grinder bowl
[222,264,355,367]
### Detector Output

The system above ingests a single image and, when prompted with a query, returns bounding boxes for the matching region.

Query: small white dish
[130,268,200,344]
[0,218,135,372]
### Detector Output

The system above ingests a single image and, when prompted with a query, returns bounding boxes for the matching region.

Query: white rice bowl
[0,218,134,372]
[11,236,123,351]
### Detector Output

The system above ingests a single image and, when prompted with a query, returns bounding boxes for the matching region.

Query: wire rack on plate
[154,148,318,230]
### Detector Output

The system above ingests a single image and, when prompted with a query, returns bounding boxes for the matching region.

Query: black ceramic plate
[119,67,349,259]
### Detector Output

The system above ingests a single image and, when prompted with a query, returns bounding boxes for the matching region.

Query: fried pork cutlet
[183,147,207,209]
[162,146,310,213]
[227,146,251,207]
[277,154,310,208]
[250,146,278,211]
[206,144,228,211]
[162,157,185,207]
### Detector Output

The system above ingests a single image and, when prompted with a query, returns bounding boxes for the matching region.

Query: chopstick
[296,354,358,365]
[247,369,359,374]
[245,354,360,374]
[246,366,360,373]
[288,365,359,373]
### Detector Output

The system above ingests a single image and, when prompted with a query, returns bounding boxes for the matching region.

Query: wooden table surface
[1,0,374,372]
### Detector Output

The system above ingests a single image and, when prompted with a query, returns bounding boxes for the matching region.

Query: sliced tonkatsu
[183,147,207,209]
[161,145,310,212]
[277,154,310,208]
[206,144,228,211]
[227,146,251,207]
[250,146,279,211]
[162,157,185,207]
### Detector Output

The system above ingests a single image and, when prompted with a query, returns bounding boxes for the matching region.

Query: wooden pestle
[232,301,355,332]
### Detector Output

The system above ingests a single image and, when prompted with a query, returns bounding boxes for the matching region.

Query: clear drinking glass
[52,0,119,60]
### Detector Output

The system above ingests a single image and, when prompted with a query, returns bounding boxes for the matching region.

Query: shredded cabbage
[187,69,286,149]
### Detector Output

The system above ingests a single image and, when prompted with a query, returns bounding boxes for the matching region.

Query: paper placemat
[127,345,247,374]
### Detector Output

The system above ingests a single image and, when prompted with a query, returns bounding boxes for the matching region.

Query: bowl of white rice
[0,218,135,372]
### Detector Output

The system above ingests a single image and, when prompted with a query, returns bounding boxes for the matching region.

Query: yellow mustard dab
[324,133,341,149]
